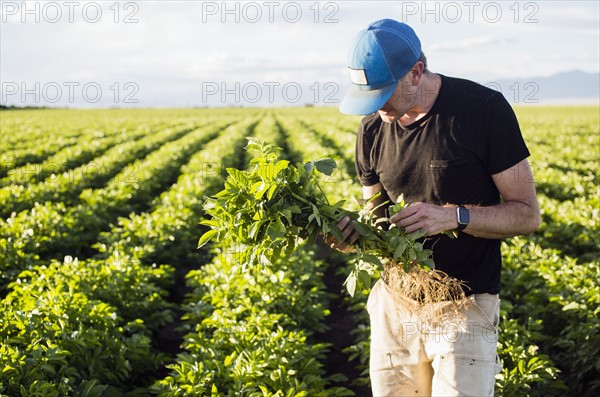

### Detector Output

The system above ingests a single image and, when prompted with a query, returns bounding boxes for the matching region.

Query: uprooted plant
[199,138,466,307]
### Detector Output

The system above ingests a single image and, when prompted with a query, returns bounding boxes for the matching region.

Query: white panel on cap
[349,68,368,85]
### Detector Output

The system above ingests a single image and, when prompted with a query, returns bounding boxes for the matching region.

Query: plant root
[382,261,470,324]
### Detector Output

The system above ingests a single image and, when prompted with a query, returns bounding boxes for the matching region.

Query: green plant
[199,138,436,297]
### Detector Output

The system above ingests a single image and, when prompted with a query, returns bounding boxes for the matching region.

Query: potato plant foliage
[1,107,596,396]
[199,138,434,296]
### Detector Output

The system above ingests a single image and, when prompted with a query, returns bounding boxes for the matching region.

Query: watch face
[458,207,470,224]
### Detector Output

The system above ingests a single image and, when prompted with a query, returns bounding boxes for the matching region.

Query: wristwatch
[456,206,470,231]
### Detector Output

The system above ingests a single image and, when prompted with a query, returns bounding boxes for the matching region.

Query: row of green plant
[499,237,599,395]
[152,244,351,396]
[0,107,596,395]
[94,118,258,267]
[246,120,373,393]
[102,114,353,395]
[1,117,263,395]
[1,109,201,176]
[1,122,156,187]
[520,107,598,395]
[1,113,94,169]
[0,252,174,396]
[0,121,202,217]
[1,121,227,289]
[277,116,361,201]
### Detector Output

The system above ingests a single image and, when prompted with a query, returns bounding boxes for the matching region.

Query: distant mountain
[480,70,599,105]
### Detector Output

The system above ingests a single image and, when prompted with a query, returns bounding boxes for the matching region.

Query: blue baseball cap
[340,19,422,115]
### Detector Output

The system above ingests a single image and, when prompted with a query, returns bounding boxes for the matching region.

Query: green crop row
[1,123,161,188]
[0,121,203,217]
[94,117,260,267]
[0,109,187,174]
[277,115,362,202]
[1,122,226,289]
[152,245,352,397]
[0,107,597,396]
[1,115,260,395]
[0,252,174,396]
[1,114,90,167]
[501,238,599,395]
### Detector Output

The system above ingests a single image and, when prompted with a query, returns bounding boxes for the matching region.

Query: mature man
[334,19,540,396]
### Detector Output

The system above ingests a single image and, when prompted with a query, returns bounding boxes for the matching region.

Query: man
[333,19,540,396]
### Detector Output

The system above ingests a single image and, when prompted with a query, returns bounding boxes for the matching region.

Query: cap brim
[339,81,398,115]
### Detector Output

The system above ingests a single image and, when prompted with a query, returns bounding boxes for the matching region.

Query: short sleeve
[483,93,530,174]
[355,121,380,186]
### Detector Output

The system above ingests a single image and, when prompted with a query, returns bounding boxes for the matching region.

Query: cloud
[1,1,597,107]
[428,36,501,52]
[540,3,599,34]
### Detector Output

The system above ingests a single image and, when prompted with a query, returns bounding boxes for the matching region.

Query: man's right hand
[326,216,361,253]
[327,183,387,252]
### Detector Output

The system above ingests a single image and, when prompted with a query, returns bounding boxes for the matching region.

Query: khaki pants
[368,279,502,397]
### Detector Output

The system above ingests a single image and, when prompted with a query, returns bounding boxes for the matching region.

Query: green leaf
[79,380,108,397]
[408,230,426,240]
[267,184,278,200]
[408,248,417,260]
[303,161,315,173]
[198,230,218,248]
[389,194,405,215]
[352,221,372,237]
[344,272,357,297]
[360,254,382,267]
[313,158,337,175]
[307,204,322,226]
[422,258,435,269]
[199,219,219,228]
[358,270,371,289]
[284,235,296,258]
[274,159,290,176]
[287,205,301,214]
[518,359,525,374]
[248,221,264,239]
[328,224,344,242]
[393,240,407,259]
[562,302,582,311]
[528,356,540,367]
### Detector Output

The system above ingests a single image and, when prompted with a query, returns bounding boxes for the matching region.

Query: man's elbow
[523,205,541,235]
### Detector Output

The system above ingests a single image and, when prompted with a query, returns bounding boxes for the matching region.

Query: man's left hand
[389,202,457,236]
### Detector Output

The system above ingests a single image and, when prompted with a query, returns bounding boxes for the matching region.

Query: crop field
[0,106,598,396]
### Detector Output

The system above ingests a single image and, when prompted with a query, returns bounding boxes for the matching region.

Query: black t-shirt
[355,74,530,294]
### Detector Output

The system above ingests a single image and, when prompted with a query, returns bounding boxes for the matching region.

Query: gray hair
[418,52,428,70]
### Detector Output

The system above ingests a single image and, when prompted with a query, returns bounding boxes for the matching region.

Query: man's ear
[410,61,424,85]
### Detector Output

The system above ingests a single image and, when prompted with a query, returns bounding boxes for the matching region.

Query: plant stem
[316,183,330,206]
[289,190,312,206]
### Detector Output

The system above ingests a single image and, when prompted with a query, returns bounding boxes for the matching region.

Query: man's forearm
[462,200,541,239]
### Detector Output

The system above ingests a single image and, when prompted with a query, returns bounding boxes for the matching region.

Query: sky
[1,0,599,108]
